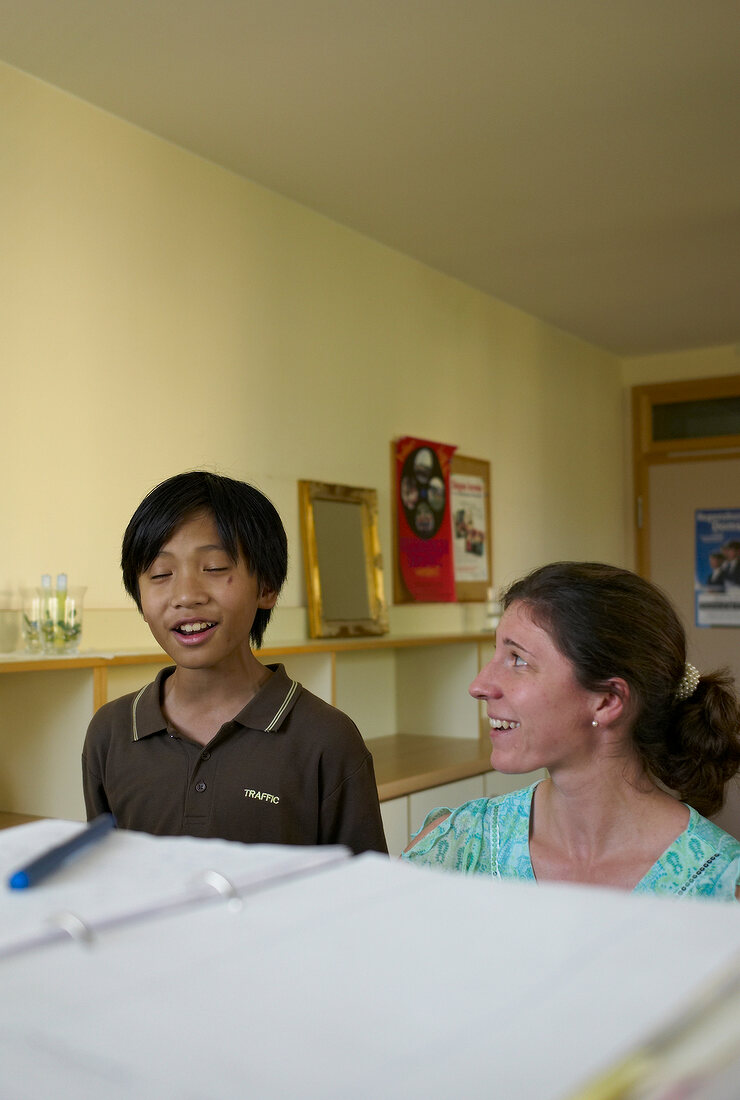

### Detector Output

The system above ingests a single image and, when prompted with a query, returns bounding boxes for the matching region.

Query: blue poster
[695,509,740,627]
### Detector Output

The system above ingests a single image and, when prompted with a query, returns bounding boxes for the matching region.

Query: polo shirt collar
[131,663,301,742]
[131,667,171,741]
[234,664,302,732]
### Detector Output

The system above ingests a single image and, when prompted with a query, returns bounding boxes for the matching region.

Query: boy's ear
[258,585,278,610]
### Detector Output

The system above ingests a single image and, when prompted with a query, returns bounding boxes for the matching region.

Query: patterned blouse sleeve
[402,800,489,872]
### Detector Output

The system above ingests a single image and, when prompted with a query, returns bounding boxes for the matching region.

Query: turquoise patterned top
[401,783,740,901]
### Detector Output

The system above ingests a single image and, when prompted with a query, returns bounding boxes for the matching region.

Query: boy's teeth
[179,621,214,634]
[490,719,520,730]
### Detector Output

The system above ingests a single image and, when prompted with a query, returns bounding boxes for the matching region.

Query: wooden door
[648,459,740,837]
[633,376,740,839]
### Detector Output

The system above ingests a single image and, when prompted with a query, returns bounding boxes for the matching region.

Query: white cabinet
[379,797,410,858]
[381,775,487,857]
[408,776,486,835]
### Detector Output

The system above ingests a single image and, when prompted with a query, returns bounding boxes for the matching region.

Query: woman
[403,562,740,900]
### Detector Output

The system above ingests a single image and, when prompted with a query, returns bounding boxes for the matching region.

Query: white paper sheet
[1,852,739,1099]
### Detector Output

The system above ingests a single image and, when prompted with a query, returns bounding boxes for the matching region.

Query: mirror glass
[312,499,372,620]
[299,481,388,638]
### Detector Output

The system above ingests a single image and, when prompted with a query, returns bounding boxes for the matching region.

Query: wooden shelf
[370,733,491,801]
[0,631,494,673]
[0,631,495,821]
[0,650,168,674]
[0,811,43,830]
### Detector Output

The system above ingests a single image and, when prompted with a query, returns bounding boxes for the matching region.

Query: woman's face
[469,601,601,776]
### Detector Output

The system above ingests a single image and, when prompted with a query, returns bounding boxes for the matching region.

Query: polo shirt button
[201,751,211,760]
[195,781,207,792]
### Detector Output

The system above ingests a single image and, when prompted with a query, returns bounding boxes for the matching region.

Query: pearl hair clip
[675,662,700,702]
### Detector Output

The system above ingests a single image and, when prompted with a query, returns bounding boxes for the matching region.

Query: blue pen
[7,813,116,890]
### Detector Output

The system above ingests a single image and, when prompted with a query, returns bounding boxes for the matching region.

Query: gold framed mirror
[298,480,388,638]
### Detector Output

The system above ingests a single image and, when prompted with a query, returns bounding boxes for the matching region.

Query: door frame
[632,374,740,577]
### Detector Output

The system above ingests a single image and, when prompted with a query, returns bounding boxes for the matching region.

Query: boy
[82,471,387,855]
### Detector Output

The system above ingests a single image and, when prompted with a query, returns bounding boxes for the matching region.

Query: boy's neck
[162,651,272,746]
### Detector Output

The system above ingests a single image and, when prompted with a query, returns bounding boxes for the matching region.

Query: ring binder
[48,910,95,946]
[197,869,243,912]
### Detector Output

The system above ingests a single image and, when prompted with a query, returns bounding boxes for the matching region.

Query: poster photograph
[449,455,492,601]
[394,435,457,603]
[694,508,740,627]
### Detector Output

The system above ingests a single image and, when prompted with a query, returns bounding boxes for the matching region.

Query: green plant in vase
[36,578,86,654]
[60,612,82,649]
[22,611,42,652]
[41,603,58,649]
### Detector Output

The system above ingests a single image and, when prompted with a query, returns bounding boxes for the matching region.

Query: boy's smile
[138,511,277,669]
[172,619,217,643]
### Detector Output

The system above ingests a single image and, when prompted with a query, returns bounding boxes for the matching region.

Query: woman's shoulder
[412,783,536,840]
[401,782,538,873]
[686,808,740,855]
[638,806,740,900]
[686,809,738,840]
[403,796,490,854]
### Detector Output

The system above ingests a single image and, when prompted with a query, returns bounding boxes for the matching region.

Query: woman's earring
[591,719,599,728]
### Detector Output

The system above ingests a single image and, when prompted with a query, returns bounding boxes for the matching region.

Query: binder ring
[48,910,95,946]
[198,869,243,912]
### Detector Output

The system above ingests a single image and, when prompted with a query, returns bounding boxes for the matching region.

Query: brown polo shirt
[82,664,387,855]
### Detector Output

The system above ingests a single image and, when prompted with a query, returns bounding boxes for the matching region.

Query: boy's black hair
[121,471,287,649]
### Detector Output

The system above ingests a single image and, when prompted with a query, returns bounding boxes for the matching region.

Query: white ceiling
[3,0,739,356]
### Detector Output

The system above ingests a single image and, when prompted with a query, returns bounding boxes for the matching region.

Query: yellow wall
[622,345,740,388]
[2,61,625,646]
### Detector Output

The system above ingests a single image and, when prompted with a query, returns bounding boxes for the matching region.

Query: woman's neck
[529,766,689,889]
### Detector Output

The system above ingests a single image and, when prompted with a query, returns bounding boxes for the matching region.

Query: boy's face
[138,511,277,669]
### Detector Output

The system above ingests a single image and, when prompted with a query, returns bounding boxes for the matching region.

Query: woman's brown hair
[502,562,740,816]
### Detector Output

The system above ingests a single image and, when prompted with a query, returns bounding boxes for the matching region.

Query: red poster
[395,436,457,602]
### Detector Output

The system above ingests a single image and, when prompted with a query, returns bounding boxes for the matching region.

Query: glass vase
[38,587,87,655]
